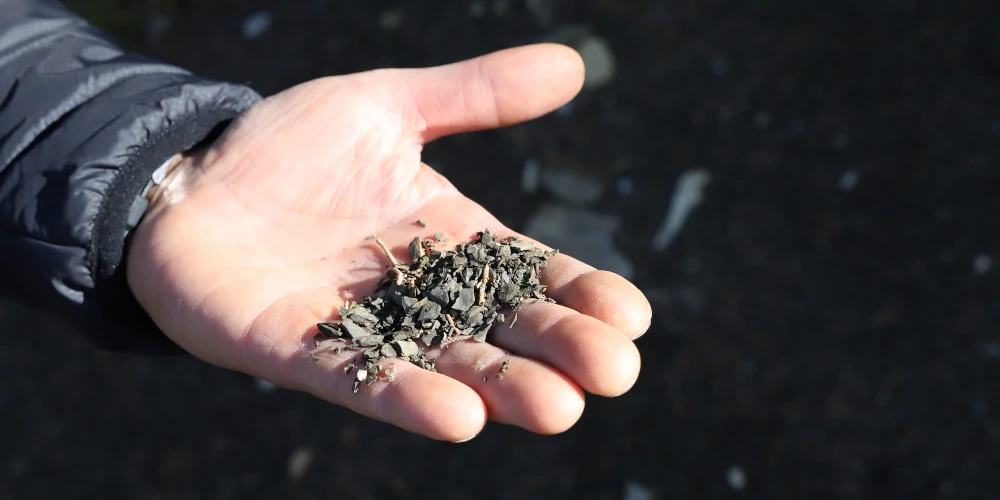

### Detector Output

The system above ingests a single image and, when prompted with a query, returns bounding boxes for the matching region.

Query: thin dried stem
[477,264,491,306]
[371,234,399,266]
[445,314,462,336]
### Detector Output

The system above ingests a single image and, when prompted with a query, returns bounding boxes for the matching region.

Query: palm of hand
[127,45,650,441]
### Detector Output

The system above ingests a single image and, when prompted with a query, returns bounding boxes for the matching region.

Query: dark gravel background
[3,1,1000,499]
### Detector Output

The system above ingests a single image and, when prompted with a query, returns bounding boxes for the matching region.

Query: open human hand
[126,44,651,442]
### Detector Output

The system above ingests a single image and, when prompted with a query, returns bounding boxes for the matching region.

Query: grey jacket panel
[0,0,263,353]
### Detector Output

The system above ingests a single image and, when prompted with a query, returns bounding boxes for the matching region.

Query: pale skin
[126,43,652,442]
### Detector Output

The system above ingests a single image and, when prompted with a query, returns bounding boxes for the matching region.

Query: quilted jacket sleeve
[0,0,263,353]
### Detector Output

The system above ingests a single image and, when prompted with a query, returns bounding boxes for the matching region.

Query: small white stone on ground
[145,15,172,43]
[525,0,554,25]
[753,112,770,129]
[939,479,956,496]
[973,254,992,275]
[9,457,27,476]
[241,10,273,40]
[726,465,747,491]
[521,158,541,193]
[378,9,404,31]
[832,132,851,150]
[622,480,653,500]
[712,58,729,77]
[935,206,952,221]
[492,0,511,16]
[617,177,633,195]
[523,203,633,279]
[839,170,860,192]
[287,447,314,482]
[469,0,487,18]
[540,165,603,204]
[254,378,278,393]
[980,341,1000,358]
[652,169,712,251]
[576,34,616,88]
[972,399,989,414]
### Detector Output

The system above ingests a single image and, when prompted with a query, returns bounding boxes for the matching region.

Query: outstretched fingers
[296,350,487,442]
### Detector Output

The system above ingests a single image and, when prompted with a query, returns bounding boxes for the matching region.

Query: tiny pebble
[492,0,510,16]
[622,480,653,500]
[832,132,851,150]
[753,112,770,130]
[525,0,554,25]
[980,341,1000,358]
[972,399,989,415]
[939,479,956,496]
[521,158,541,193]
[287,447,314,482]
[9,457,27,476]
[838,170,860,192]
[726,465,747,491]
[935,206,952,221]
[617,177,633,195]
[973,254,992,275]
[711,58,729,77]
[378,9,404,31]
[241,10,272,40]
[541,165,603,204]
[469,0,487,17]
[576,34,616,88]
[145,15,172,43]
[254,378,278,393]
[651,169,712,251]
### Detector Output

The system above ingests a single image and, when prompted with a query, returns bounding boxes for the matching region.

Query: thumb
[397,43,585,143]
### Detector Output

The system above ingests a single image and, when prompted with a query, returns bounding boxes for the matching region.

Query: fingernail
[453,434,478,444]
[633,322,651,339]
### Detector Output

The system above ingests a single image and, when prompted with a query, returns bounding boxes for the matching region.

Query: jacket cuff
[0,0,264,354]
[92,94,256,354]
[0,75,261,355]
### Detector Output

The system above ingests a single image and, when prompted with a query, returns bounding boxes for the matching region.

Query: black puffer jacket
[0,0,262,353]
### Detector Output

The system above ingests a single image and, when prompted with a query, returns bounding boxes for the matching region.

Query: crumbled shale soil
[308,228,556,392]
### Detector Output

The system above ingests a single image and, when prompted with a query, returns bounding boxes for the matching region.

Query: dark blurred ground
[3,1,1000,499]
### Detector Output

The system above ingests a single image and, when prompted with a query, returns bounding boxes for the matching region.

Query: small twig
[371,234,399,266]
[477,264,491,306]
[445,314,462,336]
